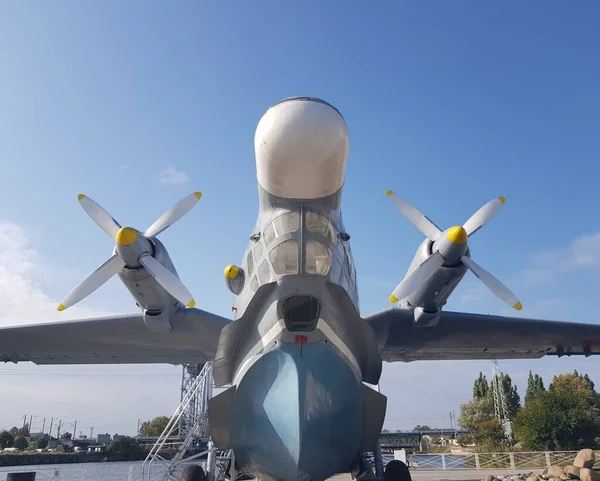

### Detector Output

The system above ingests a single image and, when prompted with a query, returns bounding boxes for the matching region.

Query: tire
[384,460,412,481]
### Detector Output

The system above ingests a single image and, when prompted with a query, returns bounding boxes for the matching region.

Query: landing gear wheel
[180,464,206,481]
[384,460,412,481]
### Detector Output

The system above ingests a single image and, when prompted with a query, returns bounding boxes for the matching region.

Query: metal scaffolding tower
[141,362,234,481]
[179,363,211,438]
[491,360,513,443]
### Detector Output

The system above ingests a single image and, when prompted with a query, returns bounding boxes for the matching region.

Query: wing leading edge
[0,308,230,365]
[365,308,600,362]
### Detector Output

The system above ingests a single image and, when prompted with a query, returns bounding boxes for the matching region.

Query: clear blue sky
[1,1,600,434]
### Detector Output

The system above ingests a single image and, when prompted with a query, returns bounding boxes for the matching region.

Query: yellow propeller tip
[385,190,393,196]
[57,303,66,312]
[187,299,196,308]
[194,192,202,200]
[513,301,522,311]
[77,194,86,201]
[389,295,399,303]
[498,196,506,204]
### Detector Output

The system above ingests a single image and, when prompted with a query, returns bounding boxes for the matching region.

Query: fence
[408,451,588,471]
[0,462,145,481]
[0,451,593,479]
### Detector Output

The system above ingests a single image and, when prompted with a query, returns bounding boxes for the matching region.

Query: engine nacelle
[224,264,245,295]
[413,306,441,329]
[117,236,182,314]
[400,238,470,313]
[143,308,173,333]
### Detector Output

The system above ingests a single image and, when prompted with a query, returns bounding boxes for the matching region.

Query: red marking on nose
[295,335,308,346]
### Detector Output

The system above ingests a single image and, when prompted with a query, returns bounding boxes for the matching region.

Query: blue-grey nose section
[231,342,363,481]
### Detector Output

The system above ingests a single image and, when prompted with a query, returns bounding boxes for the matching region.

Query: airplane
[3,96,600,481]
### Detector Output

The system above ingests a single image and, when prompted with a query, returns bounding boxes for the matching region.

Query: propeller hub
[447,226,467,245]
[116,227,138,246]
[224,264,240,279]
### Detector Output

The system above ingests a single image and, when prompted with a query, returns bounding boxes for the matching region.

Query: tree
[456,433,474,446]
[550,370,596,396]
[473,372,489,398]
[458,395,495,431]
[0,431,14,449]
[139,416,170,437]
[412,425,431,432]
[36,436,49,449]
[13,436,29,450]
[107,436,141,460]
[525,371,545,405]
[515,372,600,450]
[473,418,505,451]
[61,432,72,440]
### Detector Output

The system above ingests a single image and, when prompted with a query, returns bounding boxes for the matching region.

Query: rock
[483,476,495,481]
[527,477,540,481]
[559,474,571,480]
[548,466,566,478]
[574,450,595,469]
[578,468,600,481]
[565,465,581,479]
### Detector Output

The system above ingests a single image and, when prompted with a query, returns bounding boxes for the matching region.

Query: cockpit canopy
[244,210,356,297]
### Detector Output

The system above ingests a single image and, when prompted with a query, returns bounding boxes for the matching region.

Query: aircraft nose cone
[255,97,349,200]
[231,342,363,481]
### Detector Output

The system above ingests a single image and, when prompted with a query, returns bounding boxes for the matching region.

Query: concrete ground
[329,469,544,481]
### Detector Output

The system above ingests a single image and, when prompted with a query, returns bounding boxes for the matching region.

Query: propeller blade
[139,255,196,308]
[386,191,442,241]
[461,255,522,310]
[57,254,126,311]
[144,192,202,238]
[462,196,505,237]
[389,251,445,303]
[78,194,122,239]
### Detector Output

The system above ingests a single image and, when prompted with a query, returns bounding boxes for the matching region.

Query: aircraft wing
[0,308,230,365]
[364,308,600,362]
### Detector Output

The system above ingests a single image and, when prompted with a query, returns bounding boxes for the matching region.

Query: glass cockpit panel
[258,259,273,284]
[306,212,335,243]
[254,238,264,262]
[280,295,320,332]
[269,239,299,275]
[305,240,332,275]
[246,250,254,277]
[263,212,300,246]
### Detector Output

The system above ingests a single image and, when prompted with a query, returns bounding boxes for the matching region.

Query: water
[0,460,147,481]
[0,454,464,480]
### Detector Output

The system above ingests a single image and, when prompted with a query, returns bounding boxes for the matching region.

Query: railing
[0,463,160,481]
[0,451,592,479]
[407,450,590,471]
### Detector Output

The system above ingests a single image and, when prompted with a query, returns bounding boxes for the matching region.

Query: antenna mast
[491,360,513,443]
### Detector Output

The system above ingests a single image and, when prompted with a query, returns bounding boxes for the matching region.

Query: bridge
[379,429,470,451]
[135,429,470,451]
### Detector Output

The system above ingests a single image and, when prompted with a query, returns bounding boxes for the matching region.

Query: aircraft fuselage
[209,98,386,481]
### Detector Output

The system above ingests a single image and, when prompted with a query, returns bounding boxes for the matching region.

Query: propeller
[386,191,522,311]
[57,192,202,311]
